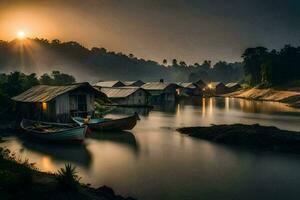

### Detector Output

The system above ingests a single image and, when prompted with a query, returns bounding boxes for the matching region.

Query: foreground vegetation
[0,147,136,200]
[177,124,300,153]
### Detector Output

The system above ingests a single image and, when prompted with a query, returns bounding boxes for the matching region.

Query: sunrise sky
[1,0,299,63]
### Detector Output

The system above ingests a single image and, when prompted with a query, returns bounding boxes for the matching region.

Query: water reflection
[233,98,300,115]
[19,136,92,168]
[153,102,176,113]
[1,98,300,200]
[90,131,140,155]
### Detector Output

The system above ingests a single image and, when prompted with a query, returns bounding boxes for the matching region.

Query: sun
[17,31,26,39]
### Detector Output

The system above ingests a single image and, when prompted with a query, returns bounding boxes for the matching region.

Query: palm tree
[163,59,167,65]
[172,59,178,66]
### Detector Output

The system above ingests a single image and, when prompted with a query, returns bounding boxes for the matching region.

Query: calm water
[1,97,300,200]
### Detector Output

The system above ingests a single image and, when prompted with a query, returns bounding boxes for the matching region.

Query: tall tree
[242,47,268,86]
[163,59,168,65]
[172,59,178,66]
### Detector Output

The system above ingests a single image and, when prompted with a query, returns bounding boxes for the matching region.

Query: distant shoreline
[177,124,300,153]
[223,88,300,108]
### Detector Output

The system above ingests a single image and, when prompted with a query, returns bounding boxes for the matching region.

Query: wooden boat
[72,113,140,131]
[20,119,86,142]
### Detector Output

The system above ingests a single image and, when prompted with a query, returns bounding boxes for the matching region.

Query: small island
[177,124,300,153]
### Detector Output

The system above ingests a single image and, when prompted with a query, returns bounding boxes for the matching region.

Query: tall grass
[0,148,35,187]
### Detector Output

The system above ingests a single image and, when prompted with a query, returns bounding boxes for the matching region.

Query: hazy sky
[0,0,300,64]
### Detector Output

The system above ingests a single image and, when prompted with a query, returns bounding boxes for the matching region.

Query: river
[1,97,300,200]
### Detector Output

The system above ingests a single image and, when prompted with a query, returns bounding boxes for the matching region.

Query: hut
[94,80,125,88]
[226,83,242,92]
[123,80,145,87]
[207,82,228,95]
[195,79,207,90]
[12,83,107,122]
[177,82,203,96]
[99,87,150,106]
[141,81,179,104]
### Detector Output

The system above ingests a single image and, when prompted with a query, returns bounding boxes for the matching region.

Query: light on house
[42,102,48,110]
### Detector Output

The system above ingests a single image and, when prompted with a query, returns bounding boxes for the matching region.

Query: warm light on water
[1,97,300,200]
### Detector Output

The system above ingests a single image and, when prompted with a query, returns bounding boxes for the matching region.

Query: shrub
[56,164,81,191]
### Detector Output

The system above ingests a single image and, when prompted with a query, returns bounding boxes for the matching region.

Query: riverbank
[224,88,300,108]
[177,124,300,153]
[0,146,136,200]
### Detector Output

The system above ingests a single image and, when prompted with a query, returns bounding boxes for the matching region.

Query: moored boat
[20,119,86,142]
[72,113,140,131]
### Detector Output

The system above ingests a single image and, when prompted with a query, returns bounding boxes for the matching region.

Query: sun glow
[17,31,26,39]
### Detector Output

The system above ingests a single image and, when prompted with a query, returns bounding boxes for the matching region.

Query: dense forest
[242,45,300,87]
[0,38,244,83]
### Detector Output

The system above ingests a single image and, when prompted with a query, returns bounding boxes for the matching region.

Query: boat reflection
[89,131,140,154]
[19,136,92,168]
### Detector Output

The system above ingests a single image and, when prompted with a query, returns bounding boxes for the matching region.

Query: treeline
[0,71,75,110]
[0,38,170,81]
[186,61,244,83]
[160,59,244,83]
[0,38,244,83]
[242,45,300,87]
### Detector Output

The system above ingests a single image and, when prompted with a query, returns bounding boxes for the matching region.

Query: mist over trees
[0,38,244,83]
[0,38,169,82]
[242,45,300,87]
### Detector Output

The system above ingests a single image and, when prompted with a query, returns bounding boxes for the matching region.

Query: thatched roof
[12,83,107,103]
[100,87,149,98]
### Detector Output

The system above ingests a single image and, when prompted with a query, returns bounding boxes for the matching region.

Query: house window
[42,102,48,111]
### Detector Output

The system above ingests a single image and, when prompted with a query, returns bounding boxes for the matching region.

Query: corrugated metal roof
[123,80,145,86]
[141,82,178,90]
[123,81,135,86]
[100,87,145,98]
[12,83,106,103]
[94,81,124,87]
[226,82,241,88]
[177,82,197,89]
[195,80,207,88]
[209,82,224,87]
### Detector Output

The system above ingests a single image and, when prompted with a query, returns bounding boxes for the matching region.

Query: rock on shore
[177,124,300,153]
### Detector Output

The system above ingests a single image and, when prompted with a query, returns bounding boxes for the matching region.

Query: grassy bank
[0,147,136,200]
[225,88,300,108]
[177,124,300,153]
